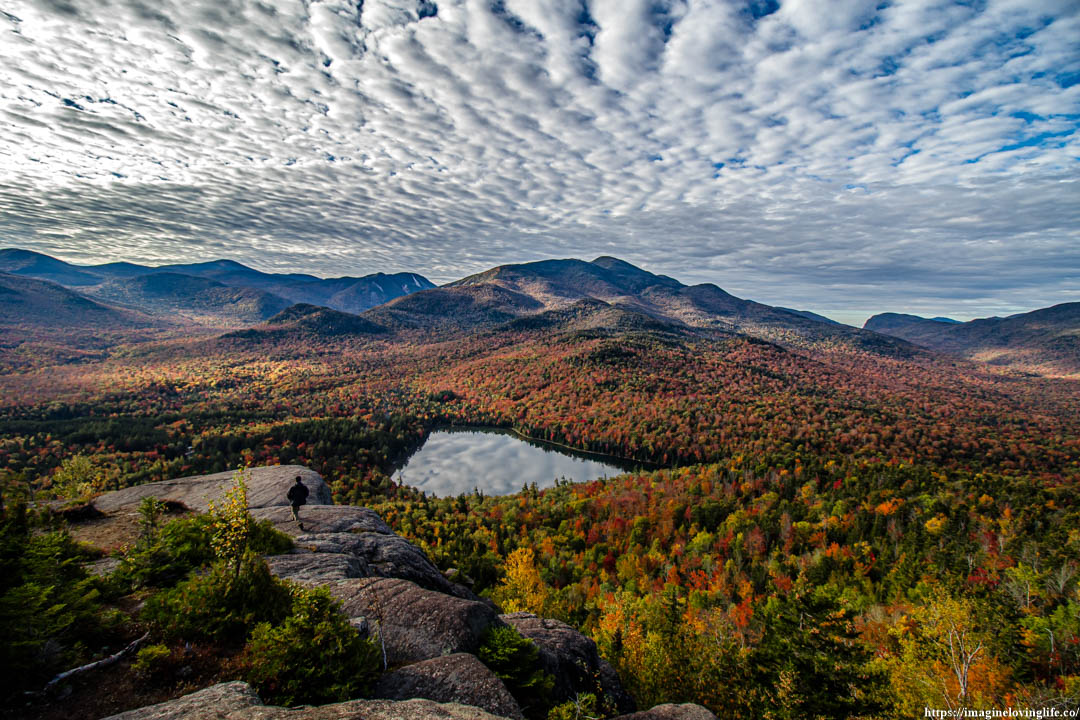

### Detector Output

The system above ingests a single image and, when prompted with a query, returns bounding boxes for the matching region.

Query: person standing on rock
[287,476,309,530]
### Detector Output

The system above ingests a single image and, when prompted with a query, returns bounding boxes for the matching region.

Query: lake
[397,428,636,497]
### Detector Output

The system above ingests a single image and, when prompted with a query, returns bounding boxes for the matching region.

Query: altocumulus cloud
[0,0,1077,320]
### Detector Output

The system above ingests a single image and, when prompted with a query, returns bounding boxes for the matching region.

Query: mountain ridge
[436,257,917,356]
[865,304,1080,377]
[0,249,435,321]
[0,272,156,329]
[3,249,1074,376]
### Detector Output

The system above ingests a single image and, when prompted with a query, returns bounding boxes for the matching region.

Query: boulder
[290,531,474,599]
[500,612,634,713]
[102,682,515,720]
[614,704,718,720]
[238,699,512,719]
[84,556,121,577]
[328,577,502,666]
[93,466,330,514]
[265,552,367,584]
[374,653,524,720]
[250,505,391,537]
[101,680,261,719]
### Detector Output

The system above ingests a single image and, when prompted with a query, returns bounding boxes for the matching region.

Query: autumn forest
[1,255,1078,718]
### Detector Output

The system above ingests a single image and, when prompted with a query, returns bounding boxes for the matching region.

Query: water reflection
[398,429,632,497]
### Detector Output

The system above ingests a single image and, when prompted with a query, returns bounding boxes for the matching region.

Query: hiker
[287,475,309,529]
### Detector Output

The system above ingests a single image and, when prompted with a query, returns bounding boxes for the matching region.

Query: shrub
[0,504,120,695]
[141,553,292,645]
[478,625,555,718]
[114,513,292,592]
[250,518,295,555]
[245,585,380,706]
[547,693,600,720]
[131,643,173,679]
[137,497,166,543]
[113,514,216,591]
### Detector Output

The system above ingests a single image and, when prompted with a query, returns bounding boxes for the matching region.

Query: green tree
[141,554,292,645]
[245,585,380,705]
[753,591,892,719]
[478,625,555,719]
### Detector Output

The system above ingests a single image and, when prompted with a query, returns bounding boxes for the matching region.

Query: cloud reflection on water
[399,430,624,497]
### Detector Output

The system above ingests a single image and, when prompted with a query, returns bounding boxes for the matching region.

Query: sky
[0,0,1077,325]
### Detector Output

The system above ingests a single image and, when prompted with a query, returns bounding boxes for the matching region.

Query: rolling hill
[0,272,151,328]
[863,313,961,335]
[865,304,1080,377]
[0,272,167,370]
[223,303,388,341]
[364,284,545,334]
[85,273,293,327]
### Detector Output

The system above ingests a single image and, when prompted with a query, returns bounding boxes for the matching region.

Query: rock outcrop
[277,530,475,598]
[250,505,391,536]
[93,465,330,514]
[104,681,261,719]
[501,612,636,713]
[264,552,366,584]
[328,577,500,665]
[614,705,718,720]
[91,466,714,720]
[103,682,514,720]
[375,654,524,719]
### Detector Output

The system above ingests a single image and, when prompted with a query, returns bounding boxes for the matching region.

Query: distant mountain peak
[0,248,52,261]
[0,248,435,320]
[201,259,250,269]
[590,256,638,269]
[866,304,1079,377]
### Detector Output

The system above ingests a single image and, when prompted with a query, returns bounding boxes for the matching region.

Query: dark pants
[290,503,302,523]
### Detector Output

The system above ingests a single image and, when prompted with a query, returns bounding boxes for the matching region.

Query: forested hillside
[1,257,1078,717]
[1,317,1077,716]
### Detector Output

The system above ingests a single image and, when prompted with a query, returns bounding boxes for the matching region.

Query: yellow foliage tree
[208,469,253,579]
[889,596,1010,715]
[51,455,104,502]
[493,547,549,614]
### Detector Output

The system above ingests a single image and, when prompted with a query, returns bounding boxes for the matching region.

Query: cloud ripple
[0,0,1077,320]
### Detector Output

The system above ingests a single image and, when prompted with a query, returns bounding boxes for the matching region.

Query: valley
[1,250,1078,718]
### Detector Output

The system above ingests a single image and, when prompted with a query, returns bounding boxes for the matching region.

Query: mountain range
[2,248,1076,377]
[0,249,434,326]
[865,305,1080,377]
[364,256,912,354]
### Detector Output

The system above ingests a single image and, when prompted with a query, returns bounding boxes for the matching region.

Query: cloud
[0,0,1076,322]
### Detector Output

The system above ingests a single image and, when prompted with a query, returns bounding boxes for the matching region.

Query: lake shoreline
[394,426,655,497]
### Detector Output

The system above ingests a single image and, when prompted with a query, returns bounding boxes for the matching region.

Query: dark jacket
[287,483,309,506]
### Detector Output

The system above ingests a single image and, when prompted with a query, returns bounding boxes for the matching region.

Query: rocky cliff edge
[91,466,714,720]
